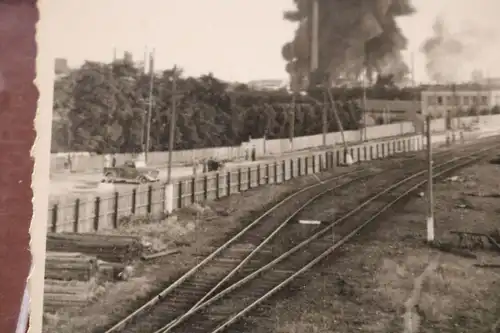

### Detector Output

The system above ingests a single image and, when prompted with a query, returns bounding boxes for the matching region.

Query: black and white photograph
[42,1,500,332]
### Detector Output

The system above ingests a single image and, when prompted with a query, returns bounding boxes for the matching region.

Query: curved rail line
[102,165,375,332]
[207,144,499,333]
[100,145,464,333]
[150,142,499,333]
[100,138,498,333]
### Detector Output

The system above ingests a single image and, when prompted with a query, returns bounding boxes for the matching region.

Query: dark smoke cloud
[282,0,416,87]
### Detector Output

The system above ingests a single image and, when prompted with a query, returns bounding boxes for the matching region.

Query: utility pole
[143,46,148,72]
[361,43,368,142]
[166,67,178,185]
[410,51,415,88]
[451,83,460,143]
[308,0,348,162]
[476,80,481,122]
[144,48,155,164]
[487,74,493,115]
[310,0,319,72]
[309,0,327,147]
[326,89,350,157]
[410,51,418,133]
[165,67,178,214]
[322,91,328,147]
[426,114,435,242]
[289,94,296,151]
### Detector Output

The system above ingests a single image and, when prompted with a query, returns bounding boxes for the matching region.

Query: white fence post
[165,182,174,214]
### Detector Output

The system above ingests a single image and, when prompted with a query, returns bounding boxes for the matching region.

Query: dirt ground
[43,160,379,333]
[245,158,500,333]
[42,148,494,333]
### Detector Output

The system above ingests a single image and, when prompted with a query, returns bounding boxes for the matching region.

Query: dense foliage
[52,59,423,153]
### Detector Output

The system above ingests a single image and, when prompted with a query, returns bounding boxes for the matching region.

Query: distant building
[123,51,133,63]
[247,79,288,91]
[420,83,500,117]
[363,98,422,131]
[54,58,70,76]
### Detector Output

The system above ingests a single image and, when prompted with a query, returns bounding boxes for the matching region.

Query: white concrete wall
[51,114,500,173]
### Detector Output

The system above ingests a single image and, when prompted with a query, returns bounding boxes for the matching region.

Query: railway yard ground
[244,157,500,333]
[43,141,500,333]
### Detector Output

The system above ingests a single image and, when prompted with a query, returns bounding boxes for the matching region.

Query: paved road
[49,159,265,203]
[50,131,493,204]
[49,143,357,203]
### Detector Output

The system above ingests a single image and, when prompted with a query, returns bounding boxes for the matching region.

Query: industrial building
[420,83,500,117]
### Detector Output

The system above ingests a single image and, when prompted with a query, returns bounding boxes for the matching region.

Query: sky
[41,0,500,83]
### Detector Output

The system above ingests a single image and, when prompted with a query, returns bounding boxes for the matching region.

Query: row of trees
[52,59,423,154]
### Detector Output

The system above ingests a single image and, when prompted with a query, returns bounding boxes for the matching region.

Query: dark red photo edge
[0,1,39,332]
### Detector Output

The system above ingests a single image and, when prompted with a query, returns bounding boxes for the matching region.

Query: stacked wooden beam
[45,252,98,281]
[43,252,100,312]
[46,233,145,264]
[43,279,99,312]
[43,232,179,313]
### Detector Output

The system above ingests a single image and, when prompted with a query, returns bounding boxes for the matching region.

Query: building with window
[420,83,500,117]
[363,99,421,123]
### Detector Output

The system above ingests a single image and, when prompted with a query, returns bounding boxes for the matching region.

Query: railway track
[100,165,380,333]
[101,138,499,333]
[159,142,498,333]
[142,141,497,333]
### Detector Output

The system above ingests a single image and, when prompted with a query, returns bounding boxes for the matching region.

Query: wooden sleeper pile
[43,252,100,311]
[43,233,146,312]
[44,279,100,312]
[46,232,145,263]
[43,232,179,312]
[44,252,98,281]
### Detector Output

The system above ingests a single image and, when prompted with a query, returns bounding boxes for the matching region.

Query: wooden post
[203,175,208,201]
[73,198,80,233]
[190,178,195,203]
[146,185,152,213]
[131,188,136,214]
[112,192,119,229]
[94,197,101,231]
[177,181,183,208]
[51,204,58,233]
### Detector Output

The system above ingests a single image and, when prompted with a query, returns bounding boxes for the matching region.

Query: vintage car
[102,160,160,184]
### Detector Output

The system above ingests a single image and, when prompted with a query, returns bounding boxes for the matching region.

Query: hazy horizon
[42,0,500,83]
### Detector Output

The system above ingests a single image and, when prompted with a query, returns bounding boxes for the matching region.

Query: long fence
[48,135,424,233]
[51,114,500,173]
[50,122,417,173]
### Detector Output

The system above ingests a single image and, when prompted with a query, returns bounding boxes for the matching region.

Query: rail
[100,141,466,333]
[101,167,370,332]
[209,146,496,333]
[150,142,499,333]
[50,136,422,233]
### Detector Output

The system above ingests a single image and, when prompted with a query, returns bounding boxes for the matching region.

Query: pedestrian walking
[192,158,198,177]
[66,153,73,172]
[104,154,112,168]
